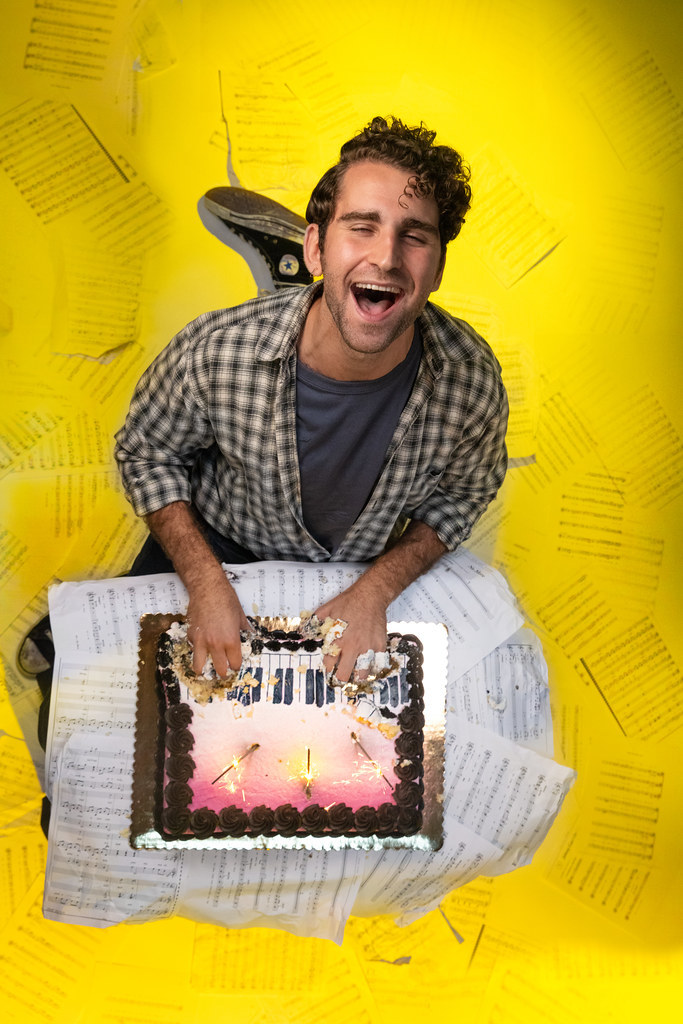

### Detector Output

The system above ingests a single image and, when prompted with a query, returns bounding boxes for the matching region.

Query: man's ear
[431,252,446,293]
[303,223,323,277]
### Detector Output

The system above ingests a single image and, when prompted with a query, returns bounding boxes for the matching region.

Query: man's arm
[146,502,248,677]
[314,519,446,681]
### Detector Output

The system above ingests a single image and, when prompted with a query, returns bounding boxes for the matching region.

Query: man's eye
[405,233,426,244]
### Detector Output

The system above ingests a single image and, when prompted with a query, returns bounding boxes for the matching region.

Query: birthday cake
[154,618,425,844]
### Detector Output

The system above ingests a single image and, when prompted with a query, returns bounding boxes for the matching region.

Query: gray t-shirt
[296,327,422,553]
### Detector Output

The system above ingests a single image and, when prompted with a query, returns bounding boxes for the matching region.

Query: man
[114,116,508,682]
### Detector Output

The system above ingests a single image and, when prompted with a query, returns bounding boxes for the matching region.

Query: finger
[226,636,243,673]
[322,651,342,678]
[209,642,230,679]
[334,650,359,684]
[191,631,209,675]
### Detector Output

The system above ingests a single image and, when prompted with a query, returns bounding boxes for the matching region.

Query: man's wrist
[353,520,447,609]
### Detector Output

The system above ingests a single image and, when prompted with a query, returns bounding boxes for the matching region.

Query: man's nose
[369,229,402,271]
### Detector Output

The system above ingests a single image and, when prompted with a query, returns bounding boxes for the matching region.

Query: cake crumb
[377,723,400,740]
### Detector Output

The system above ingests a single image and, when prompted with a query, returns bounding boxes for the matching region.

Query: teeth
[354,283,401,294]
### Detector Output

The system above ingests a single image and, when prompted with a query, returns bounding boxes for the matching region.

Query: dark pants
[127,515,259,575]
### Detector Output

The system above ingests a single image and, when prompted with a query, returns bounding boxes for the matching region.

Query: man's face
[304,161,445,365]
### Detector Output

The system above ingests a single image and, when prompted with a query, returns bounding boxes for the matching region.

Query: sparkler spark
[211,742,260,785]
[350,731,394,792]
[287,746,319,797]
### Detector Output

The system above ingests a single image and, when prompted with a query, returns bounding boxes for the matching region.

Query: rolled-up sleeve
[114,323,214,517]
[409,373,509,550]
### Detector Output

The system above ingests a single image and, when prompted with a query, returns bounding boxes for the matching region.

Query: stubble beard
[323,281,420,358]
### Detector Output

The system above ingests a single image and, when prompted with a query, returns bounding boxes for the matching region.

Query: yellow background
[1,0,681,1020]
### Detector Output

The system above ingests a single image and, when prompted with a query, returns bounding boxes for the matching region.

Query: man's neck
[297,293,415,381]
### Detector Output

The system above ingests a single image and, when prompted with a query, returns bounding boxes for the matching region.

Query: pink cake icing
[156,620,425,842]
[187,700,400,813]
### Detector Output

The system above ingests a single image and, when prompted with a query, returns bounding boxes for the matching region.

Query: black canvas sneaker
[199,186,313,293]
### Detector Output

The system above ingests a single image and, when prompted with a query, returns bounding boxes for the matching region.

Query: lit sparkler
[211,742,260,785]
[302,746,315,798]
[350,731,394,792]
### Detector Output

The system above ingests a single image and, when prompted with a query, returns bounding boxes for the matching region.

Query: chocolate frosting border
[157,627,426,843]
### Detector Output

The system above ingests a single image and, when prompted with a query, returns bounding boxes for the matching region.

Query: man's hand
[315,520,448,682]
[315,580,388,682]
[145,502,249,677]
[187,572,249,677]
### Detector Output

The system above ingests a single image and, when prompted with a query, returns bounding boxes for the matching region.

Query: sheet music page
[0,585,55,777]
[0,99,128,225]
[218,66,311,192]
[191,922,339,989]
[55,489,149,583]
[542,791,661,929]
[190,925,376,1019]
[495,343,537,462]
[2,876,104,1023]
[18,0,127,84]
[12,410,112,473]
[0,827,45,918]
[352,820,504,919]
[43,732,182,928]
[175,846,364,944]
[50,241,143,358]
[583,51,683,176]
[44,657,137,796]
[576,617,682,743]
[0,98,171,253]
[553,473,664,573]
[0,398,64,480]
[389,551,524,678]
[256,40,359,146]
[591,386,682,511]
[481,963,592,1024]
[48,572,188,659]
[442,719,576,876]
[37,335,152,416]
[556,350,683,515]
[517,391,595,494]
[464,146,566,288]
[449,626,554,757]
[0,729,43,823]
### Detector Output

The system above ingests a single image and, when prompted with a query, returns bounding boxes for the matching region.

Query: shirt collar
[417,302,446,378]
[254,282,324,362]
[253,282,447,376]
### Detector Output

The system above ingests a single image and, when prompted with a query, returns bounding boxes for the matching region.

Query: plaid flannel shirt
[114,283,508,563]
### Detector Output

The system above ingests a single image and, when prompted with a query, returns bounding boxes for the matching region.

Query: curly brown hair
[305,115,471,254]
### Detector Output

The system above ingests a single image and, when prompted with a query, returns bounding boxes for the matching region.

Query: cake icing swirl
[190,807,219,839]
[248,805,275,834]
[165,753,196,783]
[218,806,249,836]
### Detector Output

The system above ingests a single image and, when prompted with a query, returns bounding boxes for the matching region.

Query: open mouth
[351,282,402,316]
